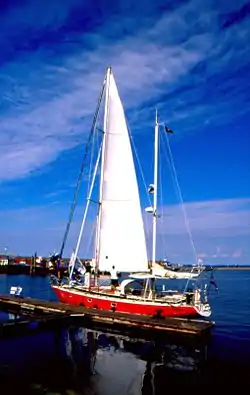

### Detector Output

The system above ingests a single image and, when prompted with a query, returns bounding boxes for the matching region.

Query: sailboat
[51,66,211,318]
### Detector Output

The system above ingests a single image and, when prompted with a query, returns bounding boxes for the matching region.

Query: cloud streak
[145,197,250,263]
[0,198,249,262]
[1,0,249,181]
[155,198,250,236]
[0,1,249,261]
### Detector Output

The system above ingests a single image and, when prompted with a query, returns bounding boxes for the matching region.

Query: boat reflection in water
[1,323,209,394]
[93,333,207,395]
[56,328,208,395]
[1,324,248,394]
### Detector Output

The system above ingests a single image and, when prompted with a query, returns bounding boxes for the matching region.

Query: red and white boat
[51,66,211,319]
[52,277,211,318]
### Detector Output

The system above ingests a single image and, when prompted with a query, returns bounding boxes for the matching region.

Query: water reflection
[0,323,211,394]
[1,324,246,394]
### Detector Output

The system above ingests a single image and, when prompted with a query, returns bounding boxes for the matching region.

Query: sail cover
[97,71,149,273]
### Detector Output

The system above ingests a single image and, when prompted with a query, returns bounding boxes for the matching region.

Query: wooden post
[57,257,61,279]
[30,256,33,275]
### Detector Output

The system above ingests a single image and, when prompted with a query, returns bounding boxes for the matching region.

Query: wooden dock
[0,295,214,343]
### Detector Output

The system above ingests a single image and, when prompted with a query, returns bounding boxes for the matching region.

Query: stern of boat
[194,303,212,318]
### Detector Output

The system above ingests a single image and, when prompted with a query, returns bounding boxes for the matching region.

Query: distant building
[0,255,8,266]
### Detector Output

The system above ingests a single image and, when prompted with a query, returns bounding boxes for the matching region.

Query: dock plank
[0,295,214,341]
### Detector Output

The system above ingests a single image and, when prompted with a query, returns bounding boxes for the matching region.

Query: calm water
[0,270,250,393]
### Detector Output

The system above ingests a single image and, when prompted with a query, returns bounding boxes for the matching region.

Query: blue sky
[0,0,249,264]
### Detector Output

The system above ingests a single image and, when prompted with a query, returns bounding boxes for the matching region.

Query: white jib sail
[97,71,149,273]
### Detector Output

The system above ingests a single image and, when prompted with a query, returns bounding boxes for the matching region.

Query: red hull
[52,286,199,318]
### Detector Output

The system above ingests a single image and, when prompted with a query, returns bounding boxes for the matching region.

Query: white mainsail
[96,69,149,273]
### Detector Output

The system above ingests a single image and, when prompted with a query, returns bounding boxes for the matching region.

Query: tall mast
[152,109,159,268]
[94,66,111,271]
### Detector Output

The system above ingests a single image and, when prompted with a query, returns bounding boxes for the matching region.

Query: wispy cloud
[0,1,249,261]
[155,198,250,237]
[0,197,249,262]
[0,202,96,257]
[1,0,249,181]
[145,198,250,263]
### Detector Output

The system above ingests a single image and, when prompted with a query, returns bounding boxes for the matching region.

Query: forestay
[97,71,149,273]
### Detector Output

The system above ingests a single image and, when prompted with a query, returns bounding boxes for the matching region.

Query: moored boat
[51,66,211,319]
